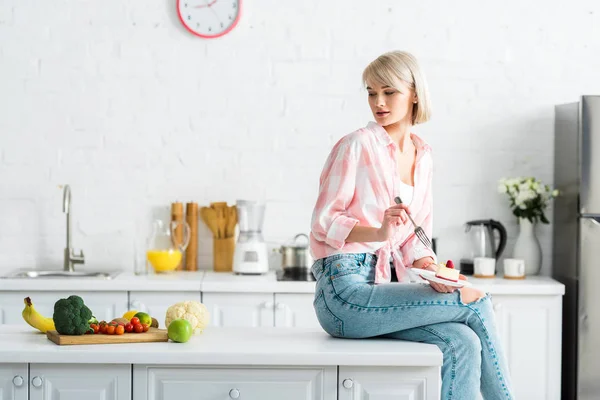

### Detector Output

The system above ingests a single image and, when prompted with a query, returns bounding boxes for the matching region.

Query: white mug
[504,258,525,279]
[474,257,496,278]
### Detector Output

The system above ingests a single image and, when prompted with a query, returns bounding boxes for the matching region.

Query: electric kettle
[459,219,507,275]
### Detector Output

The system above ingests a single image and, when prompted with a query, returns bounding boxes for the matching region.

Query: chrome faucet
[63,185,85,272]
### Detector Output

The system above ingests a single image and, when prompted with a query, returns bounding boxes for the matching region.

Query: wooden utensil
[210,202,228,210]
[185,202,198,271]
[210,202,228,239]
[226,206,237,238]
[200,207,219,238]
[46,328,168,345]
[216,208,227,239]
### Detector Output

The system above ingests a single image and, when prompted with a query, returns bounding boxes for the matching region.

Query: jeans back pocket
[313,290,343,337]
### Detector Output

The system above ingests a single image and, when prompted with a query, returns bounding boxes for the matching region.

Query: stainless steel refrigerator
[553,95,600,400]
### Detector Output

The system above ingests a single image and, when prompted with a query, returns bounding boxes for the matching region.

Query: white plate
[415,269,472,288]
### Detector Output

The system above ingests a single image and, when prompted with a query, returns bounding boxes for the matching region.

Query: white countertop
[0,269,564,295]
[0,325,442,367]
[457,275,565,295]
[0,271,207,292]
[201,271,317,293]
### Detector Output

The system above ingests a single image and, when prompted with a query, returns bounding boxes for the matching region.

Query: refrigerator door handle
[590,218,600,227]
[580,313,589,333]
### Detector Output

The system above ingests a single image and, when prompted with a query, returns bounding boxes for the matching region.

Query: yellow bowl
[147,250,182,273]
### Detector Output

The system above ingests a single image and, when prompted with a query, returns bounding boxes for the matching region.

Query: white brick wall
[1,0,599,275]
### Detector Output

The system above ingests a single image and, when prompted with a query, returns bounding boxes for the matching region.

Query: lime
[168,319,193,343]
[134,312,152,326]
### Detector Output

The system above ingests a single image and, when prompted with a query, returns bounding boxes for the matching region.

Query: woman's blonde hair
[362,51,431,125]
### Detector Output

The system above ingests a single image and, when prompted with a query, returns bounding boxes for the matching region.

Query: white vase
[513,218,542,275]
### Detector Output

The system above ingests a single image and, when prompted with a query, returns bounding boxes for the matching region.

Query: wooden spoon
[225,206,237,238]
[210,202,228,239]
[200,207,219,238]
[215,207,226,239]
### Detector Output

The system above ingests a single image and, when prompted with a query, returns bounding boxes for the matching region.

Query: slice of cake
[435,260,460,282]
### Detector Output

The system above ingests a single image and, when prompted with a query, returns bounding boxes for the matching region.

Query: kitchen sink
[1,270,122,279]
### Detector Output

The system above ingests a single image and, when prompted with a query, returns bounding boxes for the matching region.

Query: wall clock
[176,0,242,39]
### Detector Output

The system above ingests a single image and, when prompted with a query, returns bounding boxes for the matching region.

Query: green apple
[168,319,193,343]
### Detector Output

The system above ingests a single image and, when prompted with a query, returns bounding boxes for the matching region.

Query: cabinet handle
[130,301,145,311]
[12,375,24,387]
[31,376,43,388]
[275,302,285,310]
[342,378,353,389]
[493,303,502,312]
[229,388,240,399]
[263,301,274,309]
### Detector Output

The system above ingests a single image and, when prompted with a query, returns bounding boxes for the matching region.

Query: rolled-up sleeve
[311,139,360,249]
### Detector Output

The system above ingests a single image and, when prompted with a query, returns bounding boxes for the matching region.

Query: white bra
[398,180,414,204]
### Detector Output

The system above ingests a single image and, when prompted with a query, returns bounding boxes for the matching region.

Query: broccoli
[53,295,94,335]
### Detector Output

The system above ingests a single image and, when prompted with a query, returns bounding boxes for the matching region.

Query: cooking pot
[277,233,312,269]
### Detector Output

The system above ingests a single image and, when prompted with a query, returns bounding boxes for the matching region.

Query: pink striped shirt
[310,121,436,284]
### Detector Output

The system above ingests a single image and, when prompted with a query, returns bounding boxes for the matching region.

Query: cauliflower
[165,301,210,334]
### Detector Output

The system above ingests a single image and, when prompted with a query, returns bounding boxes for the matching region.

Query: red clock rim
[176,0,242,39]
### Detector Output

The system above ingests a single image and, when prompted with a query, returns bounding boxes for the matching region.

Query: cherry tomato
[125,323,134,333]
[130,317,140,326]
[142,323,150,332]
[91,324,100,334]
[115,325,125,335]
[106,325,116,335]
[133,323,144,333]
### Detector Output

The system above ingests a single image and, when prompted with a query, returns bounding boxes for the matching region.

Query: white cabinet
[0,364,28,400]
[202,293,274,327]
[128,291,201,328]
[0,291,128,326]
[201,293,319,329]
[274,293,321,329]
[337,366,440,400]
[29,364,131,400]
[491,294,562,400]
[133,365,337,400]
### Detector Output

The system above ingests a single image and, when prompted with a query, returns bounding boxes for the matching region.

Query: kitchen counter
[0,269,564,294]
[0,325,442,367]
[201,270,317,293]
[0,271,207,292]
[458,275,565,295]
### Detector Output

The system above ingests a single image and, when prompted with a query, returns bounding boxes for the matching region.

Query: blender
[232,200,269,275]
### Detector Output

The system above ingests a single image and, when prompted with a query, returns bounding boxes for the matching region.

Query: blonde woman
[310,51,514,399]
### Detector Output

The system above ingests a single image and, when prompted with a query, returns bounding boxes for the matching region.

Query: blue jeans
[311,253,514,400]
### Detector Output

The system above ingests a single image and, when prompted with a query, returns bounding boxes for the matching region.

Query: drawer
[134,365,337,400]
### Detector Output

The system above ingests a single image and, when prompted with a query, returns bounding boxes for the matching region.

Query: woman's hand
[421,262,458,293]
[412,256,435,270]
[377,204,410,241]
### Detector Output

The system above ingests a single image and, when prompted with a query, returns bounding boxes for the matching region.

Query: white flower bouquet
[498,177,559,224]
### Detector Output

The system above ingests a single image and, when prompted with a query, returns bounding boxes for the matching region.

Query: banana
[22,297,56,333]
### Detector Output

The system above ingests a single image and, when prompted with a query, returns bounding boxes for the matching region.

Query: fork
[394,196,433,248]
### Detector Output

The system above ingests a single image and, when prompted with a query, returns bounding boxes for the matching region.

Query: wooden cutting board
[46,328,168,345]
